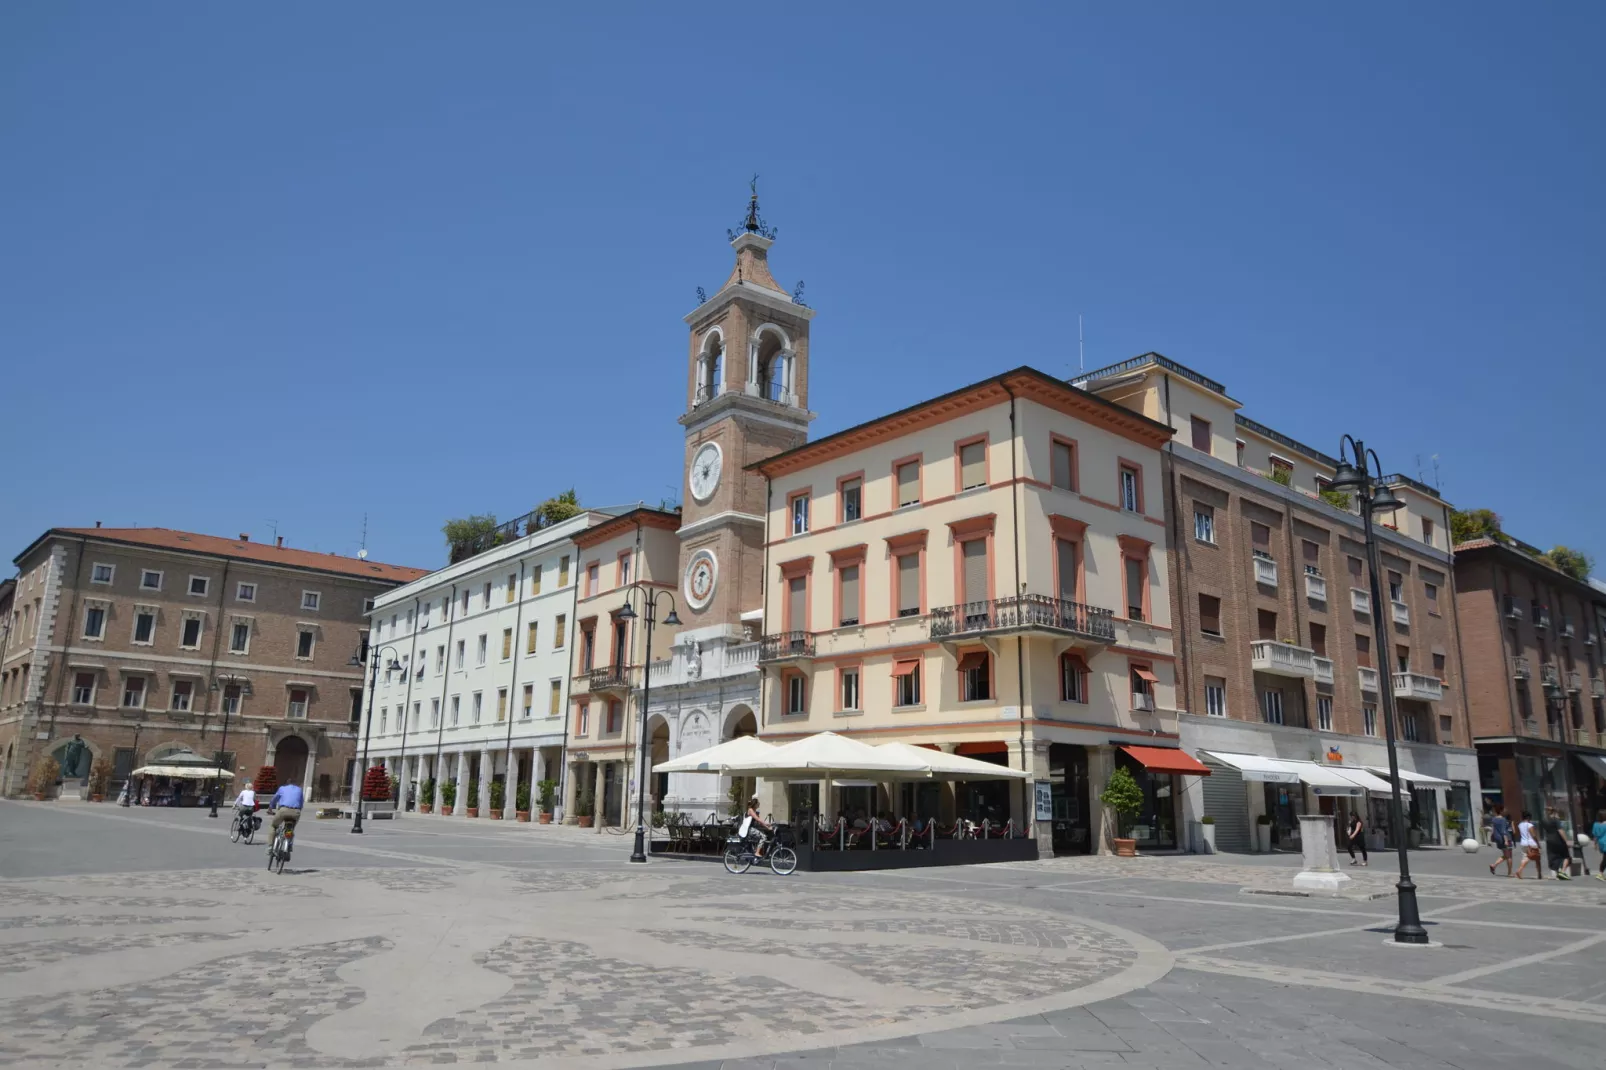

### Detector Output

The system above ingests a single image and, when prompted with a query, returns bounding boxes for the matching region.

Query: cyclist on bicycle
[743,796,772,858]
[267,781,304,846]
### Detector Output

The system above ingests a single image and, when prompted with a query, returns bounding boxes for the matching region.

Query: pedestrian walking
[1346,809,1368,866]
[1593,810,1606,882]
[1514,812,1540,880]
[1542,809,1573,881]
[1487,804,1513,877]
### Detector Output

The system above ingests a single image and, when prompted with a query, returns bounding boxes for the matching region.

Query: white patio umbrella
[734,731,929,779]
[872,742,1031,781]
[654,734,776,774]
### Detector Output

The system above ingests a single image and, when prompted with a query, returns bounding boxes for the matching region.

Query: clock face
[684,549,718,610]
[689,442,723,504]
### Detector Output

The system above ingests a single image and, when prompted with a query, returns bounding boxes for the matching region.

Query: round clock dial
[689,442,723,504]
[684,549,718,610]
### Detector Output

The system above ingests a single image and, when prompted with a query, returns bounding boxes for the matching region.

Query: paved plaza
[0,800,1602,1069]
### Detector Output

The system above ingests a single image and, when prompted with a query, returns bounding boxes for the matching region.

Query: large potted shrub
[1099,766,1144,857]
[87,757,114,803]
[28,756,59,801]
[489,780,505,820]
[537,779,557,824]
[575,787,595,828]
[360,765,391,812]
[1198,814,1217,854]
[440,780,457,816]
[253,766,279,796]
[418,777,435,814]
[466,778,480,818]
[515,783,531,822]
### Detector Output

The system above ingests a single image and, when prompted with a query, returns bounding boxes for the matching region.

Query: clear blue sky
[4,4,1602,572]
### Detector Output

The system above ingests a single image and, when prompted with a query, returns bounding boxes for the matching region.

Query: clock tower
[677,186,814,632]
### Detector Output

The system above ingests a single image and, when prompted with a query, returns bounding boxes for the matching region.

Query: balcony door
[961,538,989,630]
[612,619,628,671]
[787,575,807,634]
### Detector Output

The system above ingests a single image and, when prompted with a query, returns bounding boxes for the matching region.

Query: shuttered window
[1126,556,1145,620]
[1056,539,1077,602]
[1051,440,1075,491]
[1199,594,1221,636]
[788,576,808,632]
[962,540,988,605]
[897,462,920,507]
[960,441,986,490]
[897,554,920,617]
[838,565,860,626]
[1191,416,1211,451]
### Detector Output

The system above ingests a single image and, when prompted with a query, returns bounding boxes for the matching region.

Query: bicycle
[229,806,261,845]
[722,827,797,876]
[266,813,296,874]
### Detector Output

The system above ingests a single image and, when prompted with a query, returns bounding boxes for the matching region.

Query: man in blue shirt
[268,782,304,843]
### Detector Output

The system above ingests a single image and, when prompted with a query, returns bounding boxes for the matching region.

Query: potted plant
[87,757,114,802]
[28,756,59,801]
[466,777,480,818]
[489,780,505,820]
[1099,766,1144,857]
[515,783,531,822]
[576,787,595,828]
[418,777,435,814]
[440,780,456,816]
[537,779,557,824]
[253,766,279,796]
[1255,813,1273,853]
[360,765,391,813]
[1198,814,1217,854]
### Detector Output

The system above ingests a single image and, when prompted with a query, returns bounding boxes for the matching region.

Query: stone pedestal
[1292,813,1352,896]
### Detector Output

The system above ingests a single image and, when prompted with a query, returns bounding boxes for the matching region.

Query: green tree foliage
[1319,488,1353,511]
[1545,545,1594,582]
[1450,508,1501,544]
[443,514,499,561]
[536,489,581,525]
[1099,766,1145,838]
[1266,466,1293,488]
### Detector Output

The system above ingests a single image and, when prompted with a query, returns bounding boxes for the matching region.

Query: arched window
[755,329,789,403]
[698,332,724,403]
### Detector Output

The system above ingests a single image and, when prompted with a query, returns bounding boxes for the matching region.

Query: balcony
[1533,605,1551,630]
[1304,572,1327,603]
[1252,555,1278,587]
[1561,618,1576,640]
[758,631,816,663]
[586,665,634,694]
[1250,639,1316,679]
[929,595,1116,645]
[1567,670,1582,694]
[1351,588,1372,614]
[1358,666,1380,693]
[1393,671,1443,702]
[1511,655,1531,680]
[1540,664,1561,690]
[1313,656,1334,686]
[1391,601,1411,627]
[1503,595,1524,621]
[1591,676,1605,699]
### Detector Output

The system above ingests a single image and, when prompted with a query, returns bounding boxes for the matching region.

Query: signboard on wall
[1034,781,1053,821]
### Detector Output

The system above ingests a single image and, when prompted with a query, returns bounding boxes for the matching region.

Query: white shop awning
[1201,751,1302,784]
[1576,754,1606,781]
[1330,767,1397,797]
[1366,766,1451,789]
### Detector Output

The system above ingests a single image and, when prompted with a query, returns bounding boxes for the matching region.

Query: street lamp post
[206,673,252,818]
[616,586,681,864]
[121,722,144,807]
[349,644,405,834]
[1330,435,1428,945]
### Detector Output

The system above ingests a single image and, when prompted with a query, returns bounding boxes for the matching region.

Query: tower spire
[728,174,776,242]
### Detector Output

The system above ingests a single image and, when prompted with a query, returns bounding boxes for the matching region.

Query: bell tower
[677,182,815,632]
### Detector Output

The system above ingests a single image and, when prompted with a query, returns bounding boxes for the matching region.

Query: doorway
[1050,744,1091,854]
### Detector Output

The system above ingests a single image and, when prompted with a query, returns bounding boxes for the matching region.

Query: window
[1355,634,1371,667]
[896,461,921,507]
[236,582,256,603]
[140,569,163,591]
[1432,651,1447,676]
[606,700,622,734]
[83,606,106,639]
[72,672,95,705]
[553,615,566,649]
[1194,508,1215,544]
[1397,645,1410,672]
[300,590,320,611]
[410,701,419,731]
[1198,594,1222,636]
[419,603,430,630]
[506,573,517,604]
[527,621,539,654]
[501,628,513,660]
[586,563,599,596]
[1060,654,1087,703]
[188,576,209,596]
[296,630,315,659]
[841,478,862,522]
[1317,696,1333,731]
[1050,438,1076,492]
[559,555,570,586]
[1309,622,1327,657]
[474,634,488,666]
[1270,457,1294,485]
[1125,556,1146,621]
[840,667,861,711]
[894,659,921,707]
[122,677,146,708]
[618,554,631,587]
[790,493,810,535]
[1131,665,1155,709]
[786,673,807,715]
[363,597,376,614]
[1205,677,1227,717]
[181,617,202,651]
[1261,688,1284,725]
[225,686,243,716]
[430,698,440,728]
[580,625,596,671]
[531,564,543,594]
[1055,537,1078,603]
[1363,704,1377,736]
[959,650,991,702]
[838,564,860,627]
[1254,609,1277,641]
[522,684,533,719]
[1402,710,1420,743]
[435,645,445,675]
[380,707,388,734]
[455,639,466,670]
[450,695,460,725]
[1190,415,1211,452]
[497,688,508,722]
[170,680,193,712]
[461,590,470,614]
[959,439,987,490]
[549,680,562,716]
[472,692,483,723]
[1119,465,1141,512]
[1251,522,1270,549]
[133,610,155,644]
[896,553,921,617]
[1348,556,1363,585]
[91,563,114,585]
[230,620,251,653]
[576,701,589,735]
[1388,571,1403,603]
[1425,582,1439,614]
[1422,517,1435,546]
[960,538,989,607]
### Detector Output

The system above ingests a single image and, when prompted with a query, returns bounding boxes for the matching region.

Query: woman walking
[1488,804,1513,877]
[1514,812,1540,880]
[1593,810,1606,882]
[1346,809,1368,866]
[1543,809,1573,880]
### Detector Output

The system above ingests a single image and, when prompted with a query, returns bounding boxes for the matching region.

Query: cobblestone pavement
[2,800,1602,1070]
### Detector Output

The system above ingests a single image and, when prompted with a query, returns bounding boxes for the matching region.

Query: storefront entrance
[1117,751,1179,850]
[1263,781,1301,849]
[1049,744,1091,854]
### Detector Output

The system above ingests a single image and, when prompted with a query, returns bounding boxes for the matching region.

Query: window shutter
[788,576,807,632]
[1051,442,1073,491]
[897,554,920,614]
[960,442,985,489]
[1056,540,1077,602]
[897,462,920,506]
[962,540,988,605]
[1126,557,1145,616]
[839,565,860,625]
[1191,416,1211,451]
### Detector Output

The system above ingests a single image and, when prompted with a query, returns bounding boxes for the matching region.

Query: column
[1026,739,1052,854]
[454,750,468,817]
[431,755,443,812]
[562,761,580,823]
[527,747,542,819]
[592,762,605,833]
[1088,744,1116,855]
[479,747,493,815]
[303,739,317,804]
[507,750,522,819]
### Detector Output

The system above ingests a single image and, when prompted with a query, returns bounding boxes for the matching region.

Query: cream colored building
[752,368,1178,853]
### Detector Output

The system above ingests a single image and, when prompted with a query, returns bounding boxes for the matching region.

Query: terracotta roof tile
[38,527,429,584]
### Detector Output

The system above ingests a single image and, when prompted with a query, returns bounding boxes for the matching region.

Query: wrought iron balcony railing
[587,665,634,692]
[928,595,1116,643]
[758,631,816,662]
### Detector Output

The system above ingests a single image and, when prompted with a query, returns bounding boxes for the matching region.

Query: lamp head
[1329,457,1364,491]
[1371,483,1405,513]
[664,609,682,626]
[617,602,638,621]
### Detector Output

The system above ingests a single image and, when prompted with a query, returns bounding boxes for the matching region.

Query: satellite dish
[357,549,369,560]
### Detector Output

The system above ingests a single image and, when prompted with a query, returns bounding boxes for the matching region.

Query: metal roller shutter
[1202,763,1250,853]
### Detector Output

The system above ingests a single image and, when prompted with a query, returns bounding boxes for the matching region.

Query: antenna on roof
[1431,454,1441,492]
[1078,314,1085,373]
[360,512,368,557]
[266,518,278,542]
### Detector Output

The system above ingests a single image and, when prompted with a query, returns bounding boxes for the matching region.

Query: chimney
[239,533,250,542]
[94,521,102,528]
[275,536,284,548]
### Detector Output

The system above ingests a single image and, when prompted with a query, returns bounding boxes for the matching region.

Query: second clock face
[684,549,718,610]
[689,442,723,503]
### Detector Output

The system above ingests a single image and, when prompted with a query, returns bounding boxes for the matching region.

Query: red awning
[956,651,988,671]
[893,659,920,676]
[957,741,1009,756]
[1132,667,1159,684]
[1120,745,1211,776]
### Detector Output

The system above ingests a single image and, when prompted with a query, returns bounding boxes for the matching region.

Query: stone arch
[697,327,725,402]
[723,703,758,740]
[48,735,103,780]
[752,325,792,403]
[677,709,714,757]
[274,734,310,788]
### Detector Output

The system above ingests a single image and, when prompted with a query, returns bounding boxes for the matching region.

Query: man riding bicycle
[267,781,304,847]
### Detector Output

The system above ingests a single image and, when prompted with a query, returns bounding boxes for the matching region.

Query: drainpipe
[1001,379,1028,824]
[1441,511,1476,820]
[1162,374,1193,723]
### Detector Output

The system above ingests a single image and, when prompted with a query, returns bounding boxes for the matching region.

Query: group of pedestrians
[1486,804,1606,881]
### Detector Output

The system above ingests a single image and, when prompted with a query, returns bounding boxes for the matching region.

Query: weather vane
[728,174,777,242]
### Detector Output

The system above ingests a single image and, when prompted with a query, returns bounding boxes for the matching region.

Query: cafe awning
[1366,766,1451,789]
[1575,754,1606,781]
[130,764,233,780]
[1202,751,1303,783]
[1120,745,1210,776]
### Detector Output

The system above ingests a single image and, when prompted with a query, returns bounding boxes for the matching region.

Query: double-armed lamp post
[1328,435,1428,946]
[349,643,406,835]
[616,585,680,864]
